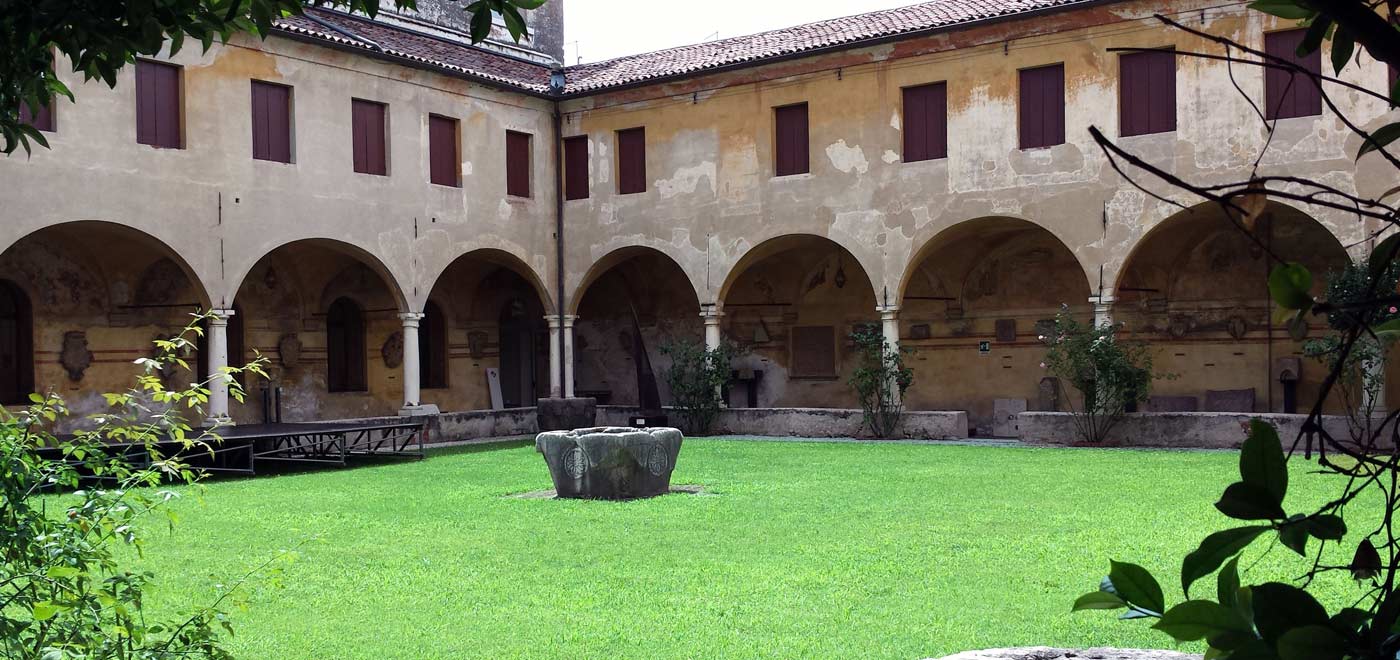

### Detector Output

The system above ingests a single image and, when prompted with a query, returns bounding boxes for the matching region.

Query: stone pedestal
[536,426,683,500]
[537,397,597,431]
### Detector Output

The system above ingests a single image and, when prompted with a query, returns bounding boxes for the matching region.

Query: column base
[399,404,441,417]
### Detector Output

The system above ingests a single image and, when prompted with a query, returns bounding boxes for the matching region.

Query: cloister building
[2,0,1395,437]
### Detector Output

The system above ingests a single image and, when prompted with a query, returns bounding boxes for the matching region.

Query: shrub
[1041,306,1155,444]
[659,338,736,436]
[0,314,278,659]
[849,324,913,439]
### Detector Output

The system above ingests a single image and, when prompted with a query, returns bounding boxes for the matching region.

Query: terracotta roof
[272,1,1100,97]
[273,8,555,93]
[558,0,1098,94]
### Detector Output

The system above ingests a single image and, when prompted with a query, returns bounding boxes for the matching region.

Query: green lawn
[126,439,1361,659]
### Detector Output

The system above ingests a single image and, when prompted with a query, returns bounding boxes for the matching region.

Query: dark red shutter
[19,101,54,133]
[1020,64,1064,149]
[506,130,531,197]
[1120,50,1176,136]
[564,136,589,200]
[903,82,947,162]
[1264,29,1322,119]
[251,81,292,162]
[617,127,646,194]
[136,60,181,148]
[352,99,386,175]
[775,103,809,176]
[429,115,459,187]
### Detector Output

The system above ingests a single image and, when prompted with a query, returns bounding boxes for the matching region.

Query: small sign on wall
[978,340,991,356]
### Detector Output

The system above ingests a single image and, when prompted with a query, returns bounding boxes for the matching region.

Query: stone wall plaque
[467,331,487,359]
[995,319,1017,343]
[909,323,931,340]
[1205,389,1255,413]
[1037,377,1061,412]
[992,398,1026,437]
[278,334,303,368]
[382,331,404,369]
[60,331,92,381]
[1147,396,1198,412]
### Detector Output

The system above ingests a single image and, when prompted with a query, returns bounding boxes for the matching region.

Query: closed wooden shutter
[617,127,646,194]
[327,298,366,393]
[563,135,589,200]
[352,99,387,175]
[421,301,448,389]
[136,60,181,148]
[1264,29,1322,119]
[774,103,809,176]
[902,82,947,162]
[506,130,531,197]
[429,115,459,187]
[1019,64,1065,149]
[19,101,54,133]
[251,81,292,162]
[1119,50,1176,136]
[790,325,836,378]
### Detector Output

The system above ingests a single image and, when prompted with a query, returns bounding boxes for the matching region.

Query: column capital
[700,309,724,323]
[208,308,236,325]
[1090,291,1115,306]
[876,305,899,317]
[398,312,426,324]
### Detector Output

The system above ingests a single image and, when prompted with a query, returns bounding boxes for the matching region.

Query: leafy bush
[1041,306,1155,444]
[849,325,913,439]
[659,338,736,436]
[1,315,278,659]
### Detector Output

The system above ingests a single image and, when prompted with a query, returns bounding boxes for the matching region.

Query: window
[1019,63,1065,149]
[352,99,387,175]
[1119,50,1176,136]
[19,101,54,133]
[251,81,292,162]
[429,114,459,187]
[563,135,589,200]
[774,103,809,176]
[790,325,836,378]
[902,82,947,162]
[617,127,646,194]
[1264,29,1322,119]
[421,301,448,390]
[326,298,367,393]
[0,280,34,405]
[136,60,182,149]
[506,130,531,197]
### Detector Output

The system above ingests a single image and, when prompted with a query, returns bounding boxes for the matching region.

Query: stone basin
[535,426,683,500]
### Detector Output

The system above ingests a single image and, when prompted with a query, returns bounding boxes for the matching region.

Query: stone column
[1091,291,1116,328]
[204,308,236,426]
[701,305,724,351]
[562,315,578,398]
[398,312,425,413]
[545,315,563,398]
[876,305,901,406]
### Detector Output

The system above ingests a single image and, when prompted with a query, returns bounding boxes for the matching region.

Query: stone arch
[224,237,408,313]
[570,246,704,317]
[898,216,1094,305]
[717,233,881,306]
[423,248,554,315]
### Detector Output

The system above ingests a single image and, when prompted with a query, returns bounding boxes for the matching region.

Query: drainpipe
[551,72,567,398]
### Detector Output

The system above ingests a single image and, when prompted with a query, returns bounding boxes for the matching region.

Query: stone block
[1205,389,1255,413]
[536,426,682,499]
[536,397,597,431]
[1146,396,1197,412]
[992,398,1027,437]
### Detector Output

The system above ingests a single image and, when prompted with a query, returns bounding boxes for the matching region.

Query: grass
[124,439,1364,659]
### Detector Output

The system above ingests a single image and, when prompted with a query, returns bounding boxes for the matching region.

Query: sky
[562,0,922,64]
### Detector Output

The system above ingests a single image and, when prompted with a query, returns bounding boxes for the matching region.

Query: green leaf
[1073,590,1127,611]
[1153,600,1252,642]
[1217,555,1241,609]
[1358,122,1400,160]
[469,7,493,43]
[1277,624,1346,660]
[1108,560,1165,615]
[1329,607,1371,632]
[1215,482,1286,520]
[1279,517,1309,556]
[1330,29,1354,75]
[1182,526,1271,596]
[1241,420,1288,503]
[1297,16,1332,57]
[1307,514,1346,540]
[1269,263,1313,310]
[1247,0,1316,20]
[32,601,59,621]
[1252,582,1329,643]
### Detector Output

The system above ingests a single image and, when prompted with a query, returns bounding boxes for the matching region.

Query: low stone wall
[1017,411,1383,449]
[597,406,968,440]
[340,408,538,445]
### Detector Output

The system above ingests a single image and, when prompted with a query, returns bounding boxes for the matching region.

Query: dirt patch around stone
[508,484,712,499]
[932,648,1200,660]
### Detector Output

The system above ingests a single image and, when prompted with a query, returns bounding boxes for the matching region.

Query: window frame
[428,114,461,188]
[1017,62,1066,150]
[351,98,389,176]
[135,59,184,149]
[250,79,294,163]
[901,82,948,163]
[616,126,646,195]
[1118,48,1177,137]
[773,102,810,177]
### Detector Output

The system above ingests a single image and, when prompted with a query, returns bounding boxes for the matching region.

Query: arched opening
[572,247,701,407]
[422,250,551,411]
[230,239,404,422]
[327,298,367,393]
[899,217,1092,433]
[1116,202,1348,413]
[718,235,877,409]
[0,222,211,423]
[421,300,448,391]
[0,280,34,405]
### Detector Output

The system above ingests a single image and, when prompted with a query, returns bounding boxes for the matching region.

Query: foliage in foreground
[660,338,737,436]
[849,324,913,439]
[1040,307,1155,444]
[1,315,278,659]
[2,0,546,154]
